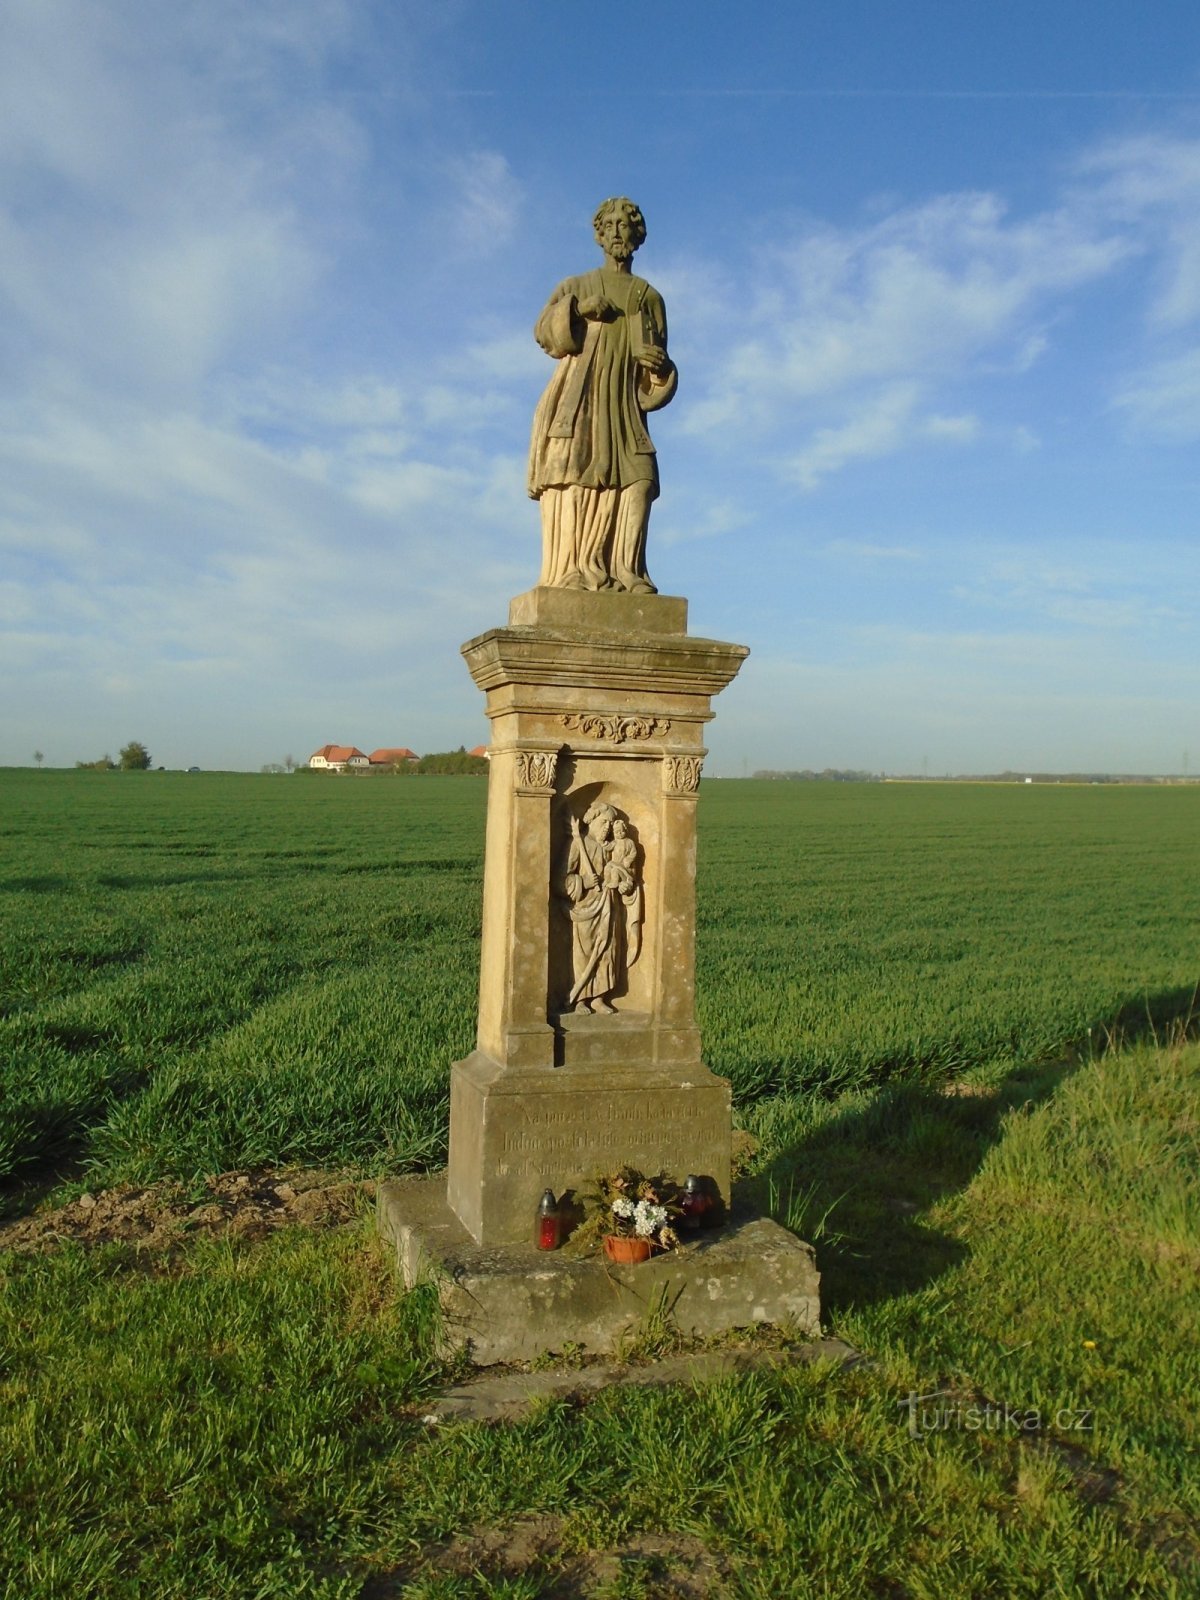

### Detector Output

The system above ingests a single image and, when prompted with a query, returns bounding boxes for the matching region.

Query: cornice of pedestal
[461,621,749,699]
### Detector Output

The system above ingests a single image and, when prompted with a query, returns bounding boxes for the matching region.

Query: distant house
[368,747,420,768]
[469,744,490,761]
[309,744,370,772]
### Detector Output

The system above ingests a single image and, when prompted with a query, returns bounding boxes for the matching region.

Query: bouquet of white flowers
[594,1166,682,1253]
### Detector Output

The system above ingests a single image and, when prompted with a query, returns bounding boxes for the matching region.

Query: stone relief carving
[528,197,676,595]
[514,750,557,792]
[560,801,643,1015]
[663,755,703,794]
[559,712,669,743]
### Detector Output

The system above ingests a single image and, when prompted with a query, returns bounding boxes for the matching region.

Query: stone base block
[447,1050,732,1246]
[507,586,688,635]
[377,1174,821,1367]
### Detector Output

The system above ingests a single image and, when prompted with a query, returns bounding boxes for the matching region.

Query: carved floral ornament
[559,712,670,744]
[663,755,703,794]
[514,750,558,792]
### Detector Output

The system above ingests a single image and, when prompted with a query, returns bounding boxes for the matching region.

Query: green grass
[1,768,1198,1594]
[2,770,1197,1189]
[3,1039,1196,1595]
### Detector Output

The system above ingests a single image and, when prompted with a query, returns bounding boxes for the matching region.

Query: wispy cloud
[1112,347,1200,441]
[440,150,525,252]
[824,540,925,564]
[674,142,1200,486]
[1079,132,1200,328]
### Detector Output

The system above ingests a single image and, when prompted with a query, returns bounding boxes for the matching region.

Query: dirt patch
[0,1169,371,1256]
[362,1514,731,1598]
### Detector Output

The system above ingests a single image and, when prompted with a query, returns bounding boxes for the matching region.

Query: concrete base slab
[419,1338,863,1425]
[378,1174,821,1366]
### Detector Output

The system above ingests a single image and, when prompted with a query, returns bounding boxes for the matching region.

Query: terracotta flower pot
[603,1234,652,1265]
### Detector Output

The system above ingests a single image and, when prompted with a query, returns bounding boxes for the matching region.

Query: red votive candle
[535,1189,561,1250]
[681,1174,713,1229]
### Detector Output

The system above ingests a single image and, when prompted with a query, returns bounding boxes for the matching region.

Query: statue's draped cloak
[528,268,676,500]
[565,830,637,1006]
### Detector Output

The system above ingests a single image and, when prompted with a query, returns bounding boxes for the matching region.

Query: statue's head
[583,800,617,839]
[593,197,646,259]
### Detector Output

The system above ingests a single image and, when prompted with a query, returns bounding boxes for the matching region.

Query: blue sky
[3,0,1199,775]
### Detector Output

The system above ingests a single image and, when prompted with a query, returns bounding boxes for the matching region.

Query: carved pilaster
[514,749,558,795]
[662,755,703,796]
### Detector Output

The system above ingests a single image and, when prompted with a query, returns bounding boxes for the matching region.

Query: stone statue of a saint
[562,801,642,1013]
[528,197,677,594]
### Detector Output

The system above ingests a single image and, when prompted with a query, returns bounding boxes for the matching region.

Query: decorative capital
[559,712,670,744]
[662,755,703,795]
[514,749,558,795]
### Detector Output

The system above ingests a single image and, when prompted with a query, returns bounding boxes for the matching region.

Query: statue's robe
[565,830,637,1007]
[528,268,676,500]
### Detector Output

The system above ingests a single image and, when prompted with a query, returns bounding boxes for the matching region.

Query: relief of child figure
[606,818,642,966]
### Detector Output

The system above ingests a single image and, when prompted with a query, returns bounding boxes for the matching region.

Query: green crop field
[1,768,1197,1191]
[3,768,1199,1598]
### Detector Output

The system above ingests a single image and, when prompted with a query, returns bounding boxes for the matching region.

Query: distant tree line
[387,747,489,776]
[75,742,152,771]
[753,768,879,783]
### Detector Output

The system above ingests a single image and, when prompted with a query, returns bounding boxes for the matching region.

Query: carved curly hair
[592,196,647,250]
[582,800,619,829]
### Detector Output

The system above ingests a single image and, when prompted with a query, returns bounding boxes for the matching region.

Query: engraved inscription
[559,712,670,743]
[663,755,703,794]
[514,749,557,792]
[493,1099,726,1180]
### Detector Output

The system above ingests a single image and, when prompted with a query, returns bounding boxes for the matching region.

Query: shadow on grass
[0,1057,151,1221]
[749,984,1199,1320]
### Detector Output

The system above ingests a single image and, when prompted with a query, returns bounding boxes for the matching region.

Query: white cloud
[950,553,1188,634]
[782,385,979,488]
[441,150,524,253]
[785,384,919,487]
[1112,347,1200,441]
[685,187,1129,447]
[824,540,924,564]
[654,499,749,549]
[1080,133,1200,328]
[0,0,362,394]
[673,147,1200,487]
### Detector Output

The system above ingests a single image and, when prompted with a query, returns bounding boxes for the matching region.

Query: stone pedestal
[378,1176,821,1366]
[448,587,748,1246]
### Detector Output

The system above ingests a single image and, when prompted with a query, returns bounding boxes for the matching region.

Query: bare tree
[32,750,44,769]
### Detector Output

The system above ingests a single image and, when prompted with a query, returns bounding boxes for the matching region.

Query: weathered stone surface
[529,198,675,595]
[457,621,745,1120]
[447,1052,731,1247]
[379,1174,821,1366]
[508,586,687,635]
[419,1339,863,1425]
[462,624,749,699]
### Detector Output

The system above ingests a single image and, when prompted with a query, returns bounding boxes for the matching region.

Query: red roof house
[309,744,369,771]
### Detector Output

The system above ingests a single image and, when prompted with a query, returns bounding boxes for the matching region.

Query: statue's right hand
[577,295,616,321]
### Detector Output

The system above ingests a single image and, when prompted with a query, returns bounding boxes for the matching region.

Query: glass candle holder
[680,1174,714,1229]
[535,1189,561,1250]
